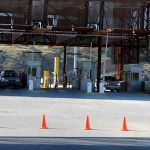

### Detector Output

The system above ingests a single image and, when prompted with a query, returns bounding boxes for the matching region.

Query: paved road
[0,137,150,150]
[0,88,150,101]
[0,89,150,149]
[0,89,150,137]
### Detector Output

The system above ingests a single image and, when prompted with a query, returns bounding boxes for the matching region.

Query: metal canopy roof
[0,0,149,46]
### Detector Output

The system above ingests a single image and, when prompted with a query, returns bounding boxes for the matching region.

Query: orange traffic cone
[40,114,48,129]
[84,115,92,130]
[121,116,128,131]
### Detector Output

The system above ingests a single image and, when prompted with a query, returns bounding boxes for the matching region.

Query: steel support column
[99,1,104,30]
[73,47,78,77]
[63,45,67,75]
[27,0,32,25]
[140,2,145,29]
[146,4,150,30]
[31,0,48,27]
[96,1,104,92]
[43,0,48,26]
[84,1,89,27]
[97,38,102,92]
[136,37,139,64]
[146,36,149,62]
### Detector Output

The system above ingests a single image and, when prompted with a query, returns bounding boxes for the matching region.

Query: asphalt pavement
[0,89,150,149]
[0,137,150,150]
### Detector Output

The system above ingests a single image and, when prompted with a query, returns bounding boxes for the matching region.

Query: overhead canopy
[0,0,149,46]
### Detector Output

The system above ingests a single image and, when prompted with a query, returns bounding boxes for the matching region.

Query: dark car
[101,76,121,92]
[0,70,22,89]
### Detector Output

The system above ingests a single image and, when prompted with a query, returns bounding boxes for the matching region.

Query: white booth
[24,52,42,90]
[124,64,143,92]
[80,60,96,92]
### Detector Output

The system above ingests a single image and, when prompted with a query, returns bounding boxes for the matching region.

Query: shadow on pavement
[0,137,150,150]
[0,88,149,101]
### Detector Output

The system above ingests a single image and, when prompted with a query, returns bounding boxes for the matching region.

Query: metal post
[140,2,145,29]
[102,33,109,83]
[146,4,150,30]
[136,37,139,64]
[27,0,32,25]
[89,42,92,79]
[63,45,66,75]
[97,38,102,92]
[31,41,35,77]
[74,47,78,77]
[96,1,105,92]
[84,1,89,27]
[11,14,13,43]
[63,45,67,88]
[99,1,104,30]
[43,0,48,26]
[147,36,149,62]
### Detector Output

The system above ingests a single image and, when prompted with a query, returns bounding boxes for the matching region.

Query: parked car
[102,76,121,92]
[0,70,22,89]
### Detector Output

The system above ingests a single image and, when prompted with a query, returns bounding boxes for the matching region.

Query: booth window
[28,67,37,77]
[133,73,139,81]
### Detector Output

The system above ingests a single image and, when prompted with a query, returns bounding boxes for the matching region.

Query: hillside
[0,44,149,80]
